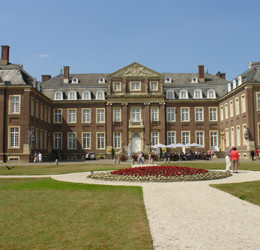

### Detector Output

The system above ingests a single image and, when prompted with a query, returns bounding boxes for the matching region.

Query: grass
[0,163,131,175]
[0,178,153,250]
[210,181,260,206]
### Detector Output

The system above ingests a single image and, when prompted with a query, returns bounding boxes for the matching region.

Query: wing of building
[0,45,259,162]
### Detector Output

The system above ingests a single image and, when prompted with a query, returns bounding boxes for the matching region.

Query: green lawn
[0,178,153,250]
[210,181,260,206]
[0,163,131,175]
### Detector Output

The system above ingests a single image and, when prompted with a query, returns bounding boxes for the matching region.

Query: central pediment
[109,62,162,78]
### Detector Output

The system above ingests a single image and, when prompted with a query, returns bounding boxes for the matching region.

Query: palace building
[0,45,259,162]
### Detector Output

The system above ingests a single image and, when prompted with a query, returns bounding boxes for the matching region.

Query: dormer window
[113,82,121,91]
[68,91,77,100]
[54,91,63,100]
[71,78,79,84]
[180,90,188,99]
[191,77,198,83]
[232,79,237,89]
[96,90,105,100]
[166,90,175,99]
[98,78,105,84]
[165,77,171,83]
[193,89,203,99]
[150,81,158,91]
[130,81,141,91]
[82,91,91,100]
[207,89,216,99]
[238,76,242,86]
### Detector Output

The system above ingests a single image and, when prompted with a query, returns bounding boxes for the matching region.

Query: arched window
[68,91,77,100]
[193,89,202,99]
[180,90,188,99]
[96,90,105,100]
[207,89,216,99]
[54,91,63,100]
[82,91,91,100]
[166,90,175,100]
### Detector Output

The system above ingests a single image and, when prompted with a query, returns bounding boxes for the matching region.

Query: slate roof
[237,63,260,83]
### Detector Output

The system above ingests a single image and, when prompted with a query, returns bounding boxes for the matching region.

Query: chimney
[41,75,51,82]
[63,66,69,84]
[1,45,10,65]
[216,71,226,80]
[198,65,205,82]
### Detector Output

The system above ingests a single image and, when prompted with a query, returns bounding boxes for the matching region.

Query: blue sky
[2,0,260,81]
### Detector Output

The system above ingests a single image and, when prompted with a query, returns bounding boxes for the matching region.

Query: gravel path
[1,170,260,250]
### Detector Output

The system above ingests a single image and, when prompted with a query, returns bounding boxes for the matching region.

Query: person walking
[230,147,239,173]
[225,147,231,172]
[250,150,255,161]
[255,148,258,160]
[38,152,42,163]
[34,151,38,163]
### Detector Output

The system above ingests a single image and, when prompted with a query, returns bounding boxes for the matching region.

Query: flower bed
[88,166,232,182]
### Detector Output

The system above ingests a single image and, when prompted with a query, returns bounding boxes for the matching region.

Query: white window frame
[166,90,175,100]
[236,126,241,146]
[181,131,190,145]
[220,105,224,121]
[150,81,158,91]
[82,109,91,123]
[241,94,246,113]
[235,97,240,116]
[195,131,204,147]
[209,107,218,122]
[225,128,230,147]
[97,133,105,149]
[130,81,141,91]
[181,107,190,122]
[68,132,77,150]
[82,133,91,149]
[9,95,20,114]
[229,100,234,118]
[207,89,216,99]
[193,89,202,99]
[96,109,105,123]
[195,107,204,122]
[180,90,188,99]
[9,126,20,148]
[113,82,121,91]
[224,103,228,120]
[167,131,176,145]
[82,91,91,100]
[113,108,121,122]
[231,127,235,147]
[151,132,159,146]
[167,108,175,122]
[96,91,105,100]
[131,108,141,122]
[113,132,121,149]
[68,91,77,100]
[54,91,63,100]
[209,131,218,148]
[68,109,76,123]
[256,92,260,111]
[53,109,62,123]
[151,107,159,121]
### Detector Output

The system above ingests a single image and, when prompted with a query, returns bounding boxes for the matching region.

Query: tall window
[97,109,105,123]
[151,132,159,145]
[113,82,121,91]
[182,131,190,145]
[166,108,174,122]
[45,106,47,121]
[243,125,248,146]
[241,95,246,113]
[209,107,217,121]
[210,131,218,148]
[224,103,228,120]
[220,106,223,121]
[68,133,76,149]
[181,108,189,122]
[82,133,91,149]
[150,81,158,91]
[36,101,39,118]
[235,98,240,115]
[40,105,44,120]
[236,126,241,146]
[132,108,141,122]
[113,108,121,122]
[31,98,34,116]
[10,96,20,114]
[231,127,235,146]
[195,108,203,121]
[196,131,204,147]
[97,133,105,149]
[167,132,176,145]
[229,101,234,117]
[68,109,76,123]
[9,127,19,148]
[151,108,158,121]
[257,93,260,111]
[82,109,91,123]
[225,129,229,147]
[114,133,121,149]
[54,109,62,123]
[40,130,43,149]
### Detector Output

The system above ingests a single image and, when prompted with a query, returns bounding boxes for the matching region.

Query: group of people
[34,151,42,163]
[137,151,144,164]
[250,148,258,161]
[225,147,239,173]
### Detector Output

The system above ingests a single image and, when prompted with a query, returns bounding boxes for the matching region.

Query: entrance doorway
[132,134,141,153]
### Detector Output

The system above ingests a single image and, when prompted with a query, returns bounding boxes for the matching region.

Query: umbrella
[174,143,185,147]
[190,143,203,147]
[166,143,177,148]
[151,143,167,148]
